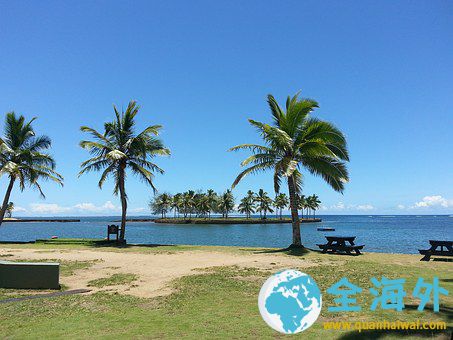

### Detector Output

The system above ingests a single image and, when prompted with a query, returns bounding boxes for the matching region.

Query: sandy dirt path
[1,247,326,298]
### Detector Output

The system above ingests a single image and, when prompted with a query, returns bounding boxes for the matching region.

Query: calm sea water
[1,215,451,254]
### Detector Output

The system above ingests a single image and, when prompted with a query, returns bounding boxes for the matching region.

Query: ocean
[1,215,451,254]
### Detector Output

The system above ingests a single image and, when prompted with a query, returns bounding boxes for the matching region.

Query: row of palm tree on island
[1,91,349,247]
[150,190,321,220]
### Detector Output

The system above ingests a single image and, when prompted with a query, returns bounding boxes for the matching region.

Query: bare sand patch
[1,247,324,298]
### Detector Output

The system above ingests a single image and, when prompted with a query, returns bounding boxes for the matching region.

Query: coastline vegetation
[150,189,321,221]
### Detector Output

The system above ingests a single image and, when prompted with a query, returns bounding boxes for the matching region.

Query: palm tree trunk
[287,175,302,247]
[118,168,127,241]
[0,177,15,227]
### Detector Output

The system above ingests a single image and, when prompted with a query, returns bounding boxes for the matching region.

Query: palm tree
[5,202,14,218]
[230,92,349,247]
[218,189,235,218]
[150,193,172,218]
[238,193,255,218]
[79,101,170,240]
[255,189,274,219]
[297,194,306,218]
[181,190,195,218]
[206,189,218,219]
[274,193,289,219]
[171,193,183,218]
[0,112,63,226]
[195,193,210,218]
[307,194,321,218]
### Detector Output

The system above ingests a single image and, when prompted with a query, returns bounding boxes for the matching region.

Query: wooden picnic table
[419,240,453,261]
[317,235,364,255]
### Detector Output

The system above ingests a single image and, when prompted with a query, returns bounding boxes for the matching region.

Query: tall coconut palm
[255,189,274,219]
[79,101,170,240]
[274,193,289,220]
[0,112,63,226]
[230,92,349,247]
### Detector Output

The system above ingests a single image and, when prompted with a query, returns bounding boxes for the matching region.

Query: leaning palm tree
[230,92,349,247]
[79,101,170,240]
[0,112,63,226]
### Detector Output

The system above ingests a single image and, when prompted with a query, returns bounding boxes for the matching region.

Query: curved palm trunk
[118,167,127,241]
[0,177,15,227]
[287,175,302,247]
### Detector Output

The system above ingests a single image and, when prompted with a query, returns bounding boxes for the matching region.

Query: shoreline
[152,218,321,224]
[3,218,81,223]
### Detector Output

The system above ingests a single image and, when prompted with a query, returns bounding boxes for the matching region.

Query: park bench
[419,240,453,261]
[317,236,364,255]
[0,260,60,289]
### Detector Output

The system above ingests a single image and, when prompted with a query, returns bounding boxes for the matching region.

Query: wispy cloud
[17,201,148,216]
[30,203,72,214]
[320,202,375,212]
[73,201,120,213]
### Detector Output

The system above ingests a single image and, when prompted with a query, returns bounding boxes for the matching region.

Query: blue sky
[1,0,452,216]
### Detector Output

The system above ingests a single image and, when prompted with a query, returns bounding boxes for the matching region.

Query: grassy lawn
[88,273,139,288]
[0,244,451,339]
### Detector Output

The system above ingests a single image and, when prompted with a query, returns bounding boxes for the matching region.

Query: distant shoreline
[3,218,81,223]
[152,217,322,224]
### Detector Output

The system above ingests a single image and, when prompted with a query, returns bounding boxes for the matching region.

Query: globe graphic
[258,269,322,334]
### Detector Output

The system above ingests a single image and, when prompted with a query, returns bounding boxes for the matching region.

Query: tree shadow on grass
[250,245,312,257]
[338,304,452,340]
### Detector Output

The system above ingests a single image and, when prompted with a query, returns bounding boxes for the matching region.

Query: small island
[153,217,321,224]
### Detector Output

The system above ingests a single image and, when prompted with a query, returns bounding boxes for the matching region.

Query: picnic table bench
[419,240,453,261]
[317,236,364,255]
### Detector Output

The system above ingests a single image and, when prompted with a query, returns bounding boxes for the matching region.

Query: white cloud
[30,203,72,214]
[73,201,120,213]
[322,202,374,212]
[413,195,452,208]
[396,195,453,211]
[356,204,375,211]
[26,201,123,215]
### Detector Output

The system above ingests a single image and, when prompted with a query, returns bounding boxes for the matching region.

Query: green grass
[0,244,451,339]
[88,273,138,288]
